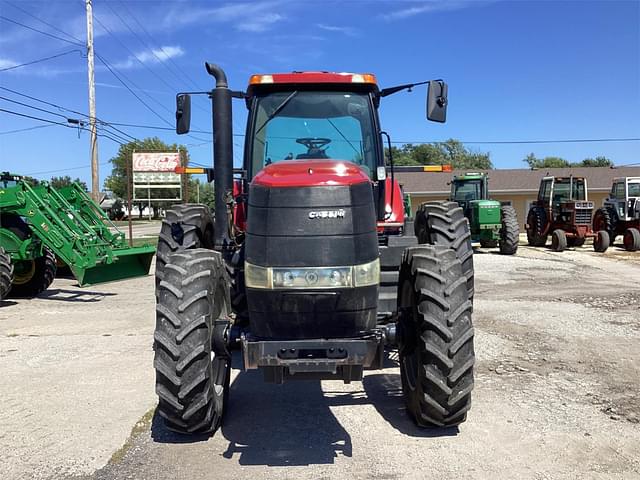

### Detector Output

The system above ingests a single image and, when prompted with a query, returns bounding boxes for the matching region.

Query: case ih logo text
[308,209,345,219]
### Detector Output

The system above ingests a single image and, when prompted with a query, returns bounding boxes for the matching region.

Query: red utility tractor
[153,64,475,434]
[526,176,609,252]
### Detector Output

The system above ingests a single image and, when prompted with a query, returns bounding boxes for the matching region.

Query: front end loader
[153,64,475,434]
[0,173,155,300]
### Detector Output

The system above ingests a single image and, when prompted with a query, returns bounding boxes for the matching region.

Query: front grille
[575,208,592,225]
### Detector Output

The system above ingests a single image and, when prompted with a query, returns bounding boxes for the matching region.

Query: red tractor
[526,176,609,252]
[154,64,475,434]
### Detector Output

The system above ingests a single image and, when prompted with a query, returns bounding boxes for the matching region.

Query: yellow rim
[13,260,36,285]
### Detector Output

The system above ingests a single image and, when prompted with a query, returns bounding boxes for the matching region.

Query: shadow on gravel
[149,355,456,466]
[362,373,460,438]
[37,289,117,302]
[219,369,353,466]
[150,411,212,444]
[0,299,18,307]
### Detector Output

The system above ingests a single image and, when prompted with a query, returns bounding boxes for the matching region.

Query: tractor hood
[252,160,371,188]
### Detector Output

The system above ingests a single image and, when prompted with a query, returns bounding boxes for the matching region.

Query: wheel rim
[594,213,604,232]
[398,280,419,393]
[13,260,35,285]
[624,232,632,250]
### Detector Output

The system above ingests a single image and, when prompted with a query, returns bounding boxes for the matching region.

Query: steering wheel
[296,138,331,150]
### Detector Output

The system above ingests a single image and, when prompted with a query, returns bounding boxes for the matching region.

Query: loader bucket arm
[0,179,155,286]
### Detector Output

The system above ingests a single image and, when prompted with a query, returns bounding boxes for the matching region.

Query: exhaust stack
[205,62,233,250]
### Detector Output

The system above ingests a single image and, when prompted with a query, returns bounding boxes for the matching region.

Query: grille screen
[575,208,592,225]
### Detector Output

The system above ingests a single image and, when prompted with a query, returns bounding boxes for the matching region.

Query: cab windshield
[629,182,640,197]
[553,179,586,202]
[249,91,377,177]
[452,179,484,202]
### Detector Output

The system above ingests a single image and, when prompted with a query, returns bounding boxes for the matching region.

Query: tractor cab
[538,176,592,225]
[450,172,491,216]
[605,177,640,221]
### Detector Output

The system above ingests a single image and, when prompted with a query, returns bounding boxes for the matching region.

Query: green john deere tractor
[449,172,519,255]
[0,172,155,301]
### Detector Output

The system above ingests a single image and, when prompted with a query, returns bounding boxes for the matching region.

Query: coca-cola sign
[132,152,181,172]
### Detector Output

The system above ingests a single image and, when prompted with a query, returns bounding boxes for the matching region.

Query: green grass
[126,236,158,248]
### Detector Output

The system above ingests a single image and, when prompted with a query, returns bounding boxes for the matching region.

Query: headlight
[245,259,379,289]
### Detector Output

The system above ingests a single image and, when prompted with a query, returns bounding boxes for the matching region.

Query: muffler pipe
[205,62,233,249]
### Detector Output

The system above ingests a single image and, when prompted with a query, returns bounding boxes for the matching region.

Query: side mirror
[176,94,191,134]
[427,80,448,123]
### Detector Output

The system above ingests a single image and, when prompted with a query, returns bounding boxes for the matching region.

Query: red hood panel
[252,160,371,187]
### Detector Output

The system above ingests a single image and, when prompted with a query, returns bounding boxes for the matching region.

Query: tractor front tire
[398,245,474,427]
[479,239,498,249]
[499,205,519,255]
[526,207,548,247]
[623,228,640,252]
[414,201,474,301]
[9,247,56,298]
[594,230,610,253]
[154,249,231,434]
[551,229,567,252]
[155,204,214,291]
[0,247,14,301]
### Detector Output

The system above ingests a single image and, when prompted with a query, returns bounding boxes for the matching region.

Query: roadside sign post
[132,152,183,222]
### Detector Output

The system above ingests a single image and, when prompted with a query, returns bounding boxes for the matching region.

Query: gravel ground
[1,244,639,480]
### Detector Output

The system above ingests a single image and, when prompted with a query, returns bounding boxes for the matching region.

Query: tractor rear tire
[154,249,230,434]
[155,204,214,291]
[9,247,56,298]
[398,245,474,427]
[479,239,498,248]
[499,205,519,255]
[593,207,615,243]
[0,247,14,301]
[414,201,474,301]
[623,228,640,252]
[551,229,567,252]
[594,230,610,253]
[526,207,548,247]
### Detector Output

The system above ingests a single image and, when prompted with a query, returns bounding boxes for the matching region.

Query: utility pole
[86,0,99,201]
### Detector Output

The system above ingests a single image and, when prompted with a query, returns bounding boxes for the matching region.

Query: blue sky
[1,0,638,187]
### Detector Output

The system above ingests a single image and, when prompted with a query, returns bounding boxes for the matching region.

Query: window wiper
[255,91,298,136]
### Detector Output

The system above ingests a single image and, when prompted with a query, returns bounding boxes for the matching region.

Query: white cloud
[163,1,286,32]
[113,45,185,70]
[317,23,358,37]
[381,0,480,21]
[0,58,18,70]
[237,13,284,32]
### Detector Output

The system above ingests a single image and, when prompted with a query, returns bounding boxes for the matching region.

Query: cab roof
[247,72,379,96]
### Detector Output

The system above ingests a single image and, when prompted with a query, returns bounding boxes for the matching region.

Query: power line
[0,124,55,135]
[392,138,640,145]
[24,161,111,176]
[0,15,82,46]
[92,12,176,94]
[0,49,83,72]
[3,1,84,44]
[0,87,138,142]
[116,0,202,92]
[0,108,126,145]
